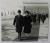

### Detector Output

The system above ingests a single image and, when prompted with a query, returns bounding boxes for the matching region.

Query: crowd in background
[28,12,49,24]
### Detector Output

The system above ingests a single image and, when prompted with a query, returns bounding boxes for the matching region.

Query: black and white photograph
[1,1,49,42]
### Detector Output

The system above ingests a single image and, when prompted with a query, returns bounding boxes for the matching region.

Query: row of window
[1,11,15,16]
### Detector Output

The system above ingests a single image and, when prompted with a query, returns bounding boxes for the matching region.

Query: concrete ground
[38,18,49,42]
[1,16,49,42]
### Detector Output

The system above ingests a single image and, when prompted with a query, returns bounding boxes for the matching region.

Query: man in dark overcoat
[33,12,37,24]
[41,13,46,23]
[13,10,23,40]
[38,12,41,23]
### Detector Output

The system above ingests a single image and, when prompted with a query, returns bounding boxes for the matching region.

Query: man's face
[18,12,21,15]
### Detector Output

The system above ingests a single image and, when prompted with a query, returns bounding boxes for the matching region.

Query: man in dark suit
[38,12,41,23]
[33,12,37,24]
[41,13,46,23]
[13,10,23,40]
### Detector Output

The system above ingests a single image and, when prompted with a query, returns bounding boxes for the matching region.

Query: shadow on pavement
[13,36,48,41]
[13,36,38,41]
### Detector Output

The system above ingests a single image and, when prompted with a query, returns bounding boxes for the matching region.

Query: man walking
[13,10,23,40]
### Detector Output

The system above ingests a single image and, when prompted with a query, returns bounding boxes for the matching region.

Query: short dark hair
[18,10,21,13]
[25,11,29,14]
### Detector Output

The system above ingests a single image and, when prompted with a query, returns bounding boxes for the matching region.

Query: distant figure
[8,11,9,14]
[1,12,3,16]
[23,11,32,37]
[13,10,23,40]
[41,13,46,23]
[38,12,41,23]
[5,12,6,16]
[30,13,34,22]
[46,13,48,18]
[33,12,37,24]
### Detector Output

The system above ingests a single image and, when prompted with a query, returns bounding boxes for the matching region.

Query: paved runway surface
[1,17,49,42]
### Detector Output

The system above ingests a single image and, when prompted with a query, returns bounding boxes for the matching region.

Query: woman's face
[26,12,29,16]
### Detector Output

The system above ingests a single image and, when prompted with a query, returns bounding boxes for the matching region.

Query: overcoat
[33,14,37,23]
[41,14,46,23]
[13,15,23,32]
[38,14,41,23]
[23,16,32,33]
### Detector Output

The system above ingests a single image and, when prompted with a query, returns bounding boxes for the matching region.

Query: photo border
[0,0,50,43]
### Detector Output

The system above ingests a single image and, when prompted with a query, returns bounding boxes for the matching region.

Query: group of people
[13,10,48,41]
[30,12,48,24]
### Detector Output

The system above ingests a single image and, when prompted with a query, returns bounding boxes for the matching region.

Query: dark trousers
[18,32,21,40]
[38,20,40,23]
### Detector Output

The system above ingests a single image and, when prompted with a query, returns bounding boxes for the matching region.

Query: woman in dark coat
[23,11,32,37]
[13,10,23,40]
